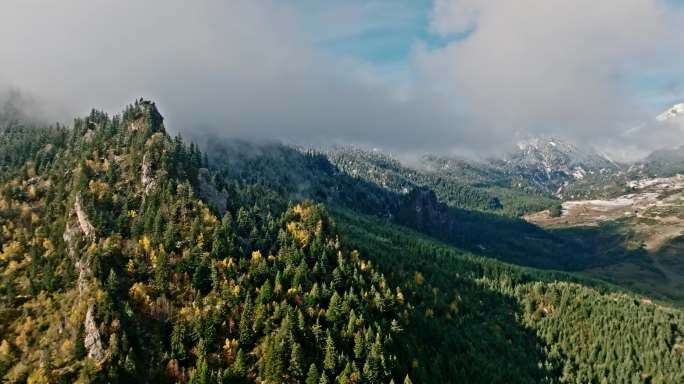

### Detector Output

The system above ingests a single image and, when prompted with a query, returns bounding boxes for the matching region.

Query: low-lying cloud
[1,0,683,160]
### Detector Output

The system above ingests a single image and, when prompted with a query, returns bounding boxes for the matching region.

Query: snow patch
[656,102,684,122]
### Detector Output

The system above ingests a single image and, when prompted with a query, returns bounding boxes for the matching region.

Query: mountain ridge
[1,100,683,383]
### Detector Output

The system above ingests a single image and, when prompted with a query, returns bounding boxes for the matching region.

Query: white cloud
[1,0,683,159]
[420,0,684,157]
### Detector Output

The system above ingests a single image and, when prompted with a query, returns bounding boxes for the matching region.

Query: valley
[526,174,684,304]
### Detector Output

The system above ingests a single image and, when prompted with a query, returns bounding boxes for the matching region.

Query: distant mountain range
[417,102,684,199]
[495,137,621,196]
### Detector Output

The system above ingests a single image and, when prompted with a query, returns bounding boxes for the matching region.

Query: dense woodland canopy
[0,100,682,383]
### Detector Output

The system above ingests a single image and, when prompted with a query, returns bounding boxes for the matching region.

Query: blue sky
[313,1,436,64]
[296,0,455,84]
[299,0,684,113]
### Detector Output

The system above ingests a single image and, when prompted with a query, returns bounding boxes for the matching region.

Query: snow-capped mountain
[630,102,684,177]
[656,102,684,122]
[497,137,621,196]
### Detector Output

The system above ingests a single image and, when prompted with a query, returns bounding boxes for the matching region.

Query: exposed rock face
[63,220,92,295]
[83,129,95,143]
[396,188,458,238]
[141,100,164,132]
[74,260,91,295]
[42,143,54,153]
[84,305,106,362]
[62,221,79,256]
[127,100,165,133]
[63,195,97,295]
[141,152,156,196]
[74,195,96,240]
[128,119,145,132]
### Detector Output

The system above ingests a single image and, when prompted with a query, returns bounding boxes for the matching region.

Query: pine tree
[74,324,87,359]
[332,267,343,290]
[297,309,306,333]
[154,247,170,293]
[171,323,186,358]
[123,349,137,380]
[263,336,285,382]
[259,280,273,304]
[163,222,177,250]
[346,309,357,335]
[324,331,336,372]
[289,342,304,378]
[326,291,342,325]
[305,364,319,384]
[211,261,220,291]
[192,255,212,294]
[363,338,383,384]
[190,340,210,384]
[354,331,365,360]
[106,268,118,294]
[152,210,164,243]
[239,296,254,346]
[232,349,246,377]
[237,207,251,237]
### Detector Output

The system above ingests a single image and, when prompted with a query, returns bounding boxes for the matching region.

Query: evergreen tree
[354,331,365,360]
[171,323,186,359]
[289,342,304,378]
[326,291,342,325]
[305,364,319,384]
[324,331,336,372]
[154,247,170,293]
[232,349,247,377]
[239,296,254,346]
[190,340,210,384]
[192,255,212,294]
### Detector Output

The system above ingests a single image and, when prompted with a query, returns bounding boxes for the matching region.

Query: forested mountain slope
[206,141,559,218]
[206,140,639,273]
[0,101,682,383]
[335,210,684,383]
[0,102,407,383]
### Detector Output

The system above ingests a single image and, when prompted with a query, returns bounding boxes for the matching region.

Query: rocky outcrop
[83,129,95,143]
[127,99,165,133]
[84,305,106,362]
[128,119,145,132]
[74,195,96,240]
[141,152,155,196]
[62,220,92,295]
[395,188,457,237]
[63,195,97,295]
[62,221,79,254]
[75,260,91,296]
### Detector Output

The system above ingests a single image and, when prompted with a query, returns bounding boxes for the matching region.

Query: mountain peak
[656,102,684,122]
[504,136,620,195]
[514,136,577,152]
[125,98,165,133]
